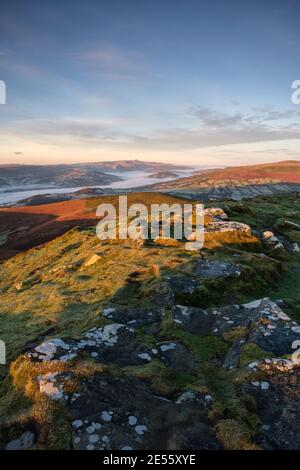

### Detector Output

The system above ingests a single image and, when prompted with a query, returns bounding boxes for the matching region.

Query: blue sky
[0,0,300,165]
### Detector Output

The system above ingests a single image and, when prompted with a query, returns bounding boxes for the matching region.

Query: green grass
[0,191,300,449]
[159,311,230,361]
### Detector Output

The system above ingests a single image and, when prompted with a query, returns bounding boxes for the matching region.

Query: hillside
[148,160,300,190]
[0,160,190,190]
[0,192,300,450]
[0,164,121,189]
[84,160,190,172]
[0,193,190,259]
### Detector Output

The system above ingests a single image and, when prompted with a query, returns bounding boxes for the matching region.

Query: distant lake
[0,166,218,205]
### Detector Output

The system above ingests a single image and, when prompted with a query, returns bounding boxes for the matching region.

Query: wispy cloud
[190,105,300,128]
[72,45,146,80]
[1,105,300,154]
[72,44,164,81]
[0,117,136,145]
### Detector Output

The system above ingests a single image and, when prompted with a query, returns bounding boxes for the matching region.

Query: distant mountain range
[0,160,190,190]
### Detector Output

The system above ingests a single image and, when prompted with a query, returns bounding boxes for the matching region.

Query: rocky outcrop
[5,431,35,451]
[157,342,196,372]
[8,293,300,450]
[172,298,300,358]
[102,306,164,327]
[28,324,158,367]
[194,259,241,278]
[244,359,300,450]
[69,377,218,450]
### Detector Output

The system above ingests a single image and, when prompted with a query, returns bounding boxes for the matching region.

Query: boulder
[204,208,228,221]
[248,311,300,356]
[69,375,217,450]
[223,340,244,370]
[245,365,300,449]
[203,221,258,247]
[168,276,198,296]
[172,305,215,334]
[172,298,300,359]
[157,342,196,372]
[28,324,157,367]
[102,306,164,327]
[5,431,35,450]
[195,259,241,278]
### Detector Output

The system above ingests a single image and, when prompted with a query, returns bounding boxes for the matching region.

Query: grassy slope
[0,192,299,449]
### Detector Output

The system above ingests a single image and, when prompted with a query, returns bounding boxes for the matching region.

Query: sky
[0,0,300,166]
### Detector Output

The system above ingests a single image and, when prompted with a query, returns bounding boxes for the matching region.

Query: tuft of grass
[122,360,194,396]
[159,311,230,361]
[215,419,260,450]
[239,343,271,368]
[222,326,249,342]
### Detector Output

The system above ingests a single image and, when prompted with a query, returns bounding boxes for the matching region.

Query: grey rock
[103,306,164,327]
[247,300,300,355]
[70,375,217,450]
[245,367,300,449]
[158,342,196,373]
[223,341,243,370]
[5,431,35,450]
[168,276,199,296]
[172,305,215,334]
[195,259,241,278]
[80,324,156,367]
[28,324,156,367]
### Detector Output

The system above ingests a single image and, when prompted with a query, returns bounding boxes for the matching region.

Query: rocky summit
[0,191,300,450]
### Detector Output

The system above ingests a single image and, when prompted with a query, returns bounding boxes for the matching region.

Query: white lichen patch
[135,425,147,435]
[37,372,64,400]
[72,420,83,429]
[159,342,177,352]
[175,391,196,404]
[138,353,152,361]
[101,411,113,422]
[30,339,71,361]
[84,324,126,347]
[128,416,137,426]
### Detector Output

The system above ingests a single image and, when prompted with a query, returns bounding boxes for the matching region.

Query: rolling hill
[0,160,190,190]
[148,160,300,190]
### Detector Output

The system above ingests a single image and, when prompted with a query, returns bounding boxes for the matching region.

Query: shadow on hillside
[0,210,99,260]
